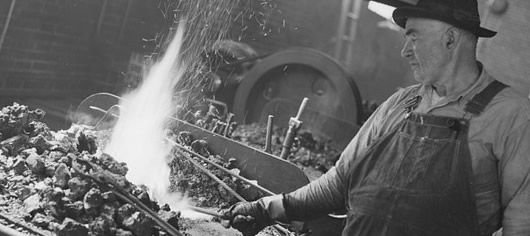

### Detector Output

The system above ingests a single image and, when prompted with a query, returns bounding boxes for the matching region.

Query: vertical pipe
[334,0,350,60]
[264,115,274,153]
[280,98,308,159]
[0,0,17,53]
[345,0,363,66]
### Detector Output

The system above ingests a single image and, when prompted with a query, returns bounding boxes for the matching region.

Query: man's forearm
[283,167,346,221]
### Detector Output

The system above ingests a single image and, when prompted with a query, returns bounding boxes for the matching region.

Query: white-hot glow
[104,25,189,212]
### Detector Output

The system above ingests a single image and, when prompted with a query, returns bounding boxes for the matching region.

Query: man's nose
[401,40,412,58]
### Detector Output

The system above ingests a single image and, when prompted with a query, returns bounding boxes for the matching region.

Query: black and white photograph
[0,0,528,235]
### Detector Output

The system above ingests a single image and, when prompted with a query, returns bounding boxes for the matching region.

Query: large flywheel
[233,48,363,148]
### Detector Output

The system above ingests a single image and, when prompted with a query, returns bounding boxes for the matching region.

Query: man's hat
[392,0,497,38]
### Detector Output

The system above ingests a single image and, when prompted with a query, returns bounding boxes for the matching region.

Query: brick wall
[0,0,163,99]
[0,0,164,129]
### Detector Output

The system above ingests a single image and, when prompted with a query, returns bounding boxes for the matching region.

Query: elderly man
[222,0,530,235]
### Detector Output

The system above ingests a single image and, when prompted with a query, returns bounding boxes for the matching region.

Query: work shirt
[285,65,530,235]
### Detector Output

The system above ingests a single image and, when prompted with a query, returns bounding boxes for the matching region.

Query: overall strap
[464,80,508,115]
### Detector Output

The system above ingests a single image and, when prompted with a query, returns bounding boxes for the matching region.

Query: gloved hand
[220,195,286,236]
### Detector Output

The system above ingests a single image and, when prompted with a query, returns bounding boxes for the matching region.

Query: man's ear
[445,27,459,49]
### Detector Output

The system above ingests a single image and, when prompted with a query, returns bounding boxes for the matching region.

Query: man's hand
[220,195,286,236]
[220,201,273,236]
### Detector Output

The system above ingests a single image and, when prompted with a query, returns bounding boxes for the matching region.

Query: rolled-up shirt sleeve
[500,120,530,235]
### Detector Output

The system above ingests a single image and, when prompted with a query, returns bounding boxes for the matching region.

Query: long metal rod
[334,0,350,60]
[280,98,308,159]
[172,148,246,202]
[345,0,363,66]
[168,138,276,196]
[264,115,274,153]
[187,206,224,218]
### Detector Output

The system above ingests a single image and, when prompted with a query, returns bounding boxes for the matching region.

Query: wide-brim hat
[392,0,497,38]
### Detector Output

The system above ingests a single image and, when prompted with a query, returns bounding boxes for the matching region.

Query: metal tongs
[70,156,184,236]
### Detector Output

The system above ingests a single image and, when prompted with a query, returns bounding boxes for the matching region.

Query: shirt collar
[418,61,494,104]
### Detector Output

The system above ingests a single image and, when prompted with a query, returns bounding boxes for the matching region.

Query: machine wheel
[233,47,363,149]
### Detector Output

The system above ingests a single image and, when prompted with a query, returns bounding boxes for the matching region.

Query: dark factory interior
[0,0,528,235]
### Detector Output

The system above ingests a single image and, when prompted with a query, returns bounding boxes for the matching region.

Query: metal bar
[264,115,274,153]
[345,0,363,66]
[187,206,224,218]
[172,148,247,202]
[0,0,16,53]
[334,0,351,60]
[295,98,309,119]
[168,138,276,196]
[280,98,308,159]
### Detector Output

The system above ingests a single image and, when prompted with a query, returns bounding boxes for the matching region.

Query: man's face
[401,18,450,85]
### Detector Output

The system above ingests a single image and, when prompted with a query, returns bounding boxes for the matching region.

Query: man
[222,0,530,235]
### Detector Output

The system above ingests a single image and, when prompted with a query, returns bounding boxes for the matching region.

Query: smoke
[104,24,189,212]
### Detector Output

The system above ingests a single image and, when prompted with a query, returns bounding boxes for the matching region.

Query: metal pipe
[187,206,224,218]
[0,0,17,53]
[280,98,308,159]
[264,115,274,153]
[295,98,309,120]
[345,0,363,66]
[168,138,276,196]
[334,0,350,60]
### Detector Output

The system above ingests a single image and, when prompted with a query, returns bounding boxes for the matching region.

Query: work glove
[220,195,286,236]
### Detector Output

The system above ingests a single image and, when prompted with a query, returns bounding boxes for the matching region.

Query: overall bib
[343,81,506,236]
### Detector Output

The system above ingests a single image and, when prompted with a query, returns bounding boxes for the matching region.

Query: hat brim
[392,7,497,38]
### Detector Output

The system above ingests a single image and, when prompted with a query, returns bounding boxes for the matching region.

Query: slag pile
[0,103,180,236]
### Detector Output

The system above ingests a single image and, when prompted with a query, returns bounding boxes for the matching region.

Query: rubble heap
[0,103,181,236]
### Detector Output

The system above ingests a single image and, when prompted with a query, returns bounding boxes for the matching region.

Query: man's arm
[500,120,530,235]
[283,87,415,221]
